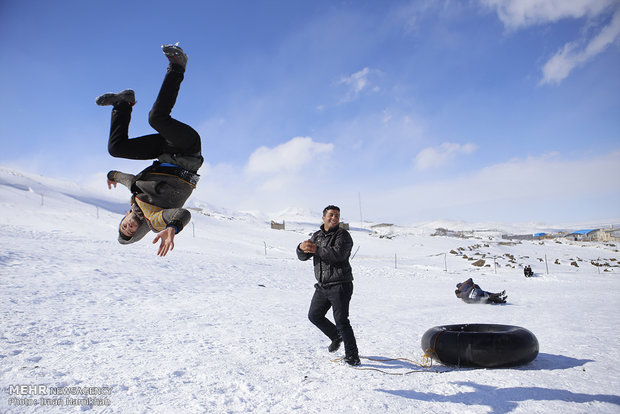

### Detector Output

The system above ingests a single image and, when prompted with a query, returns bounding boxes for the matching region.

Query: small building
[568,229,599,241]
[270,220,285,230]
[592,227,620,242]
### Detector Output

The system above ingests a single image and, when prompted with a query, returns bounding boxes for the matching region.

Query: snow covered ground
[1,166,619,413]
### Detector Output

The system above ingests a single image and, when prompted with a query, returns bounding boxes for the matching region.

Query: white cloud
[194,150,620,224]
[337,67,377,102]
[190,138,338,214]
[414,142,478,170]
[481,0,614,28]
[371,151,620,223]
[541,8,620,84]
[244,136,334,176]
[481,0,620,85]
[391,0,435,34]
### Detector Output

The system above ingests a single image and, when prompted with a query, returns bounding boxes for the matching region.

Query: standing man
[95,44,203,256]
[297,205,360,366]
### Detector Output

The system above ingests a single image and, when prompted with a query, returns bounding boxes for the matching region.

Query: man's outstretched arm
[107,170,135,190]
[152,208,191,256]
[153,227,176,257]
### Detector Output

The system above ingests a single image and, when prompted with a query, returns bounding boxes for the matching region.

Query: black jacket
[297,225,354,287]
[455,278,486,303]
[108,161,199,244]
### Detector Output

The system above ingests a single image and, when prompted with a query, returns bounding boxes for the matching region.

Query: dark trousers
[308,282,359,357]
[107,68,201,161]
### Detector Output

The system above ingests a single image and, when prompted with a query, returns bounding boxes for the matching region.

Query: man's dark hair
[119,230,132,241]
[323,205,340,216]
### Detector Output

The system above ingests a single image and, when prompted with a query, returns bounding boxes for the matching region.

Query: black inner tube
[421,324,539,368]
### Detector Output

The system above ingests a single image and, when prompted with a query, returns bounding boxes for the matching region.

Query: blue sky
[1,0,619,225]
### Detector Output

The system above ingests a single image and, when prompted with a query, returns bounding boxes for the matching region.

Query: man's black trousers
[107,68,201,162]
[308,282,359,358]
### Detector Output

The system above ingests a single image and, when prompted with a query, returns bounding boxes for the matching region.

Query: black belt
[152,163,200,187]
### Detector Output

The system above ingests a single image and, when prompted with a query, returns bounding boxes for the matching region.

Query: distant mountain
[1,165,617,235]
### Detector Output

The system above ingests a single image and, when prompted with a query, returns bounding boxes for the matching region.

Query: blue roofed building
[569,229,599,241]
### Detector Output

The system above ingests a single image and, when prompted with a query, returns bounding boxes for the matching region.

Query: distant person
[296,205,360,366]
[96,44,203,256]
[455,278,507,304]
[524,265,533,277]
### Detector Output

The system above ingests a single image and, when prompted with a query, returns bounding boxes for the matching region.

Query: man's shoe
[344,355,361,366]
[162,43,188,69]
[328,337,342,353]
[95,89,135,106]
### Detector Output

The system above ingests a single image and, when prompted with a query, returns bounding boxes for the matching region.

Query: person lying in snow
[96,44,203,257]
[455,278,507,304]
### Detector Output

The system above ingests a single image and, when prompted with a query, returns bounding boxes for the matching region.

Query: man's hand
[300,240,317,254]
[153,227,176,257]
[107,179,117,189]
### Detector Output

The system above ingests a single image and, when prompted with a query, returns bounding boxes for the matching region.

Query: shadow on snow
[376,354,617,413]
[378,382,619,414]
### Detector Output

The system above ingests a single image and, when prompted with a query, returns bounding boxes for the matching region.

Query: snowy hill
[1,166,619,413]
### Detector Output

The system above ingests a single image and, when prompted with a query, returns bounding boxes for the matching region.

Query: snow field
[1,168,619,413]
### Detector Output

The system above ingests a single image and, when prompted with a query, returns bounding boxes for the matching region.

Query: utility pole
[358,192,363,230]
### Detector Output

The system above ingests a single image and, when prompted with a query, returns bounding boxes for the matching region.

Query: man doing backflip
[96,44,203,256]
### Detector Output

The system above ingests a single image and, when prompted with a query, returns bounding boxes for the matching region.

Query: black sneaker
[328,337,342,353]
[344,355,360,366]
[162,43,188,69]
[95,89,135,106]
